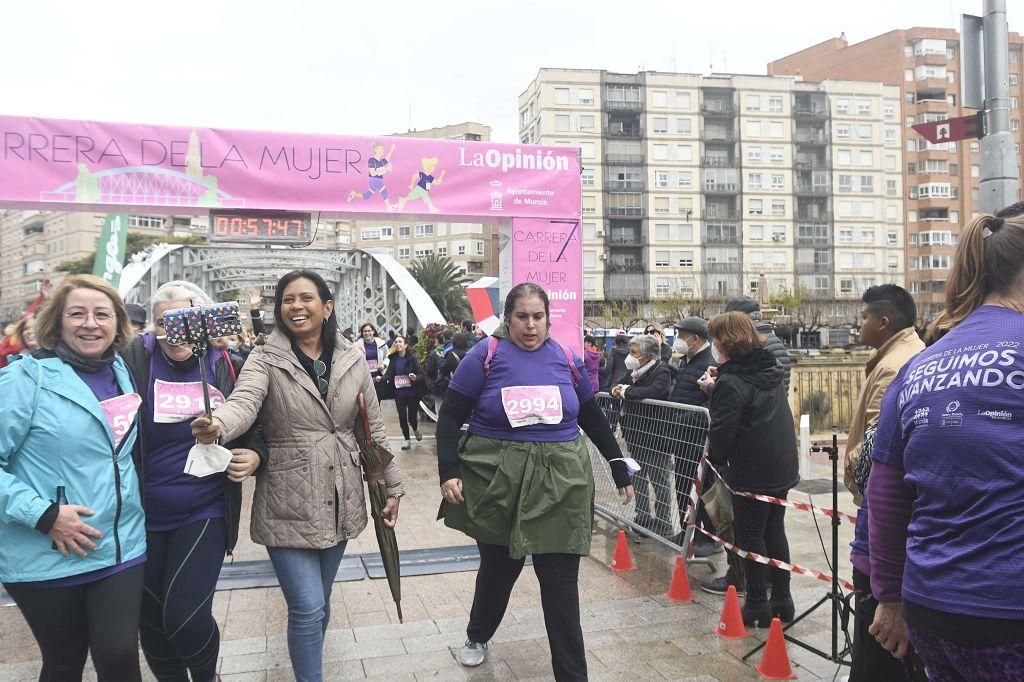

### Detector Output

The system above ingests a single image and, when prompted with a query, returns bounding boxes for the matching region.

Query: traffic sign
[911,113,984,144]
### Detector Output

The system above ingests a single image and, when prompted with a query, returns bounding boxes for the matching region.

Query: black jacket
[383,352,426,398]
[122,336,267,553]
[670,344,714,409]
[757,322,791,391]
[707,348,799,495]
[607,345,631,388]
[618,360,673,452]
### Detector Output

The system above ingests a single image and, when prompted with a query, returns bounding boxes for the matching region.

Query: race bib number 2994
[500,385,563,428]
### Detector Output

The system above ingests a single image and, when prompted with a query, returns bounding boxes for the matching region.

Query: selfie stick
[189,301,214,420]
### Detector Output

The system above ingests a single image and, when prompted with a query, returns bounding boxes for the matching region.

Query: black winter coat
[607,345,631,388]
[757,322,791,391]
[618,360,674,453]
[383,352,426,398]
[707,348,799,495]
[670,344,714,409]
[122,336,268,553]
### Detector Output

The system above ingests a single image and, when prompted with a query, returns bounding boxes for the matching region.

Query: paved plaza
[0,405,859,681]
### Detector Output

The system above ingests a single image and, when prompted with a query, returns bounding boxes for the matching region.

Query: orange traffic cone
[608,530,635,571]
[755,618,796,679]
[713,585,750,639]
[665,554,695,602]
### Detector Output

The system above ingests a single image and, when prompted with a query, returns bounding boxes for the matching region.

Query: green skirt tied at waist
[442,433,595,560]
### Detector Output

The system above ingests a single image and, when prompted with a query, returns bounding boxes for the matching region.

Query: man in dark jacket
[606,331,632,388]
[668,317,721,556]
[724,295,790,390]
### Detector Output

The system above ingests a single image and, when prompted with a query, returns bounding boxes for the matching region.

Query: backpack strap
[484,336,579,388]
[220,348,238,383]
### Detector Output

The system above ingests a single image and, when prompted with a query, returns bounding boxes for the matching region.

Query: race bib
[366,358,378,372]
[153,379,225,423]
[500,385,563,428]
[394,374,411,389]
[99,393,142,447]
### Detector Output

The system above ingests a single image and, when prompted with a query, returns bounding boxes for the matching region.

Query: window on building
[578,88,594,104]
[676,118,692,135]
[1011,74,1019,86]
[746,120,762,137]
[655,197,670,214]
[581,169,595,186]
[768,121,784,138]
[769,96,783,113]
[437,246,447,257]
[859,150,874,166]
[886,179,897,195]
[749,199,764,215]
[653,117,669,133]
[652,90,668,107]
[457,244,466,255]
[361,228,380,240]
[746,95,761,111]
[840,228,853,243]
[677,145,693,161]
[770,200,786,216]
[859,176,874,193]
[677,171,693,188]
[770,148,784,163]
[857,100,871,115]
[836,124,851,139]
[884,105,896,119]
[857,125,873,139]
[398,247,410,259]
[771,174,784,190]
[414,247,434,258]
[584,277,597,294]
[655,250,670,267]
[579,114,595,132]
[836,99,850,114]
[747,172,763,190]
[128,215,163,228]
[582,195,596,214]
[653,144,669,161]
[676,91,692,108]
[554,88,569,104]
[555,115,570,131]
[581,142,595,158]
[838,150,852,166]
[414,223,434,237]
[747,147,762,162]
[749,224,764,241]
[838,174,852,191]
[655,170,669,187]
[678,251,694,267]
[582,222,597,240]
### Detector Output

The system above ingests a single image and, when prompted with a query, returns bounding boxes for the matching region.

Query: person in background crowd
[437,332,469,398]
[0,280,50,369]
[248,289,268,336]
[667,317,722,557]
[342,328,356,343]
[643,322,674,364]
[460,319,477,347]
[437,283,633,680]
[868,212,1024,680]
[843,284,926,681]
[125,303,147,334]
[383,335,425,450]
[359,323,390,380]
[583,335,602,392]
[605,330,631,389]
[192,270,404,682]
[122,281,265,682]
[4,316,41,361]
[406,331,419,348]
[700,312,799,628]
[386,329,396,348]
[724,295,790,390]
[425,329,453,401]
[612,334,673,535]
[0,275,146,681]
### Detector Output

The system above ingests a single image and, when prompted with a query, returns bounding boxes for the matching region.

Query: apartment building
[770,28,1024,316]
[339,122,499,279]
[518,69,904,316]
[0,210,204,321]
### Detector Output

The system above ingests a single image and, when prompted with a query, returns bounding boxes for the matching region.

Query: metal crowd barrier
[585,392,717,570]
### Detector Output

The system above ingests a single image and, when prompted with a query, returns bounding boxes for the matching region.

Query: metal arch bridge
[118,244,445,333]
[41,166,244,208]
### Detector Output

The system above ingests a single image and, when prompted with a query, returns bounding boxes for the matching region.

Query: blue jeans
[266,542,348,682]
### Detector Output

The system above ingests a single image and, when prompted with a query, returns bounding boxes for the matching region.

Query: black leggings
[141,517,226,682]
[732,493,791,602]
[468,542,586,682]
[5,562,145,682]
[395,396,419,439]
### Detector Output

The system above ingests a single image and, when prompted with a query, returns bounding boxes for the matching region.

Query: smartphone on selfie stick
[161,301,243,418]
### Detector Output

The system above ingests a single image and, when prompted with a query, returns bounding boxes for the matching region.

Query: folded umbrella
[355,392,403,622]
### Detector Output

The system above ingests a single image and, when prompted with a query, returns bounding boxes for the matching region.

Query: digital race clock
[208,209,313,245]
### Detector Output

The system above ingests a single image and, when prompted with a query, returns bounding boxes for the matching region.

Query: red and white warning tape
[682,457,855,592]
[700,457,858,524]
[689,522,855,592]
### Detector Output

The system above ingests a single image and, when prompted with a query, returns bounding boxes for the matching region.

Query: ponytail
[936,213,1024,337]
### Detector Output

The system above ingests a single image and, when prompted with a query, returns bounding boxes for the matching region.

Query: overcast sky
[2,0,1008,143]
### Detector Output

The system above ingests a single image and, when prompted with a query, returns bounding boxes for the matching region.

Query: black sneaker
[692,538,724,558]
[700,574,745,597]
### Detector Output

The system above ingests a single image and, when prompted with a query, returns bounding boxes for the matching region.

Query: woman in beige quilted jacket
[192,270,403,682]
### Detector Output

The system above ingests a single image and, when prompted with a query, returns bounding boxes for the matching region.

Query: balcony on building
[794,151,828,170]
[795,170,829,196]
[605,192,645,217]
[796,199,832,222]
[701,154,736,168]
[794,93,829,119]
[704,197,739,221]
[796,222,832,247]
[796,262,833,274]
[701,100,737,116]
[704,223,740,245]
[914,86,948,104]
[605,165,644,192]
[605,153,645,165]
[606,110,643,138]
[703,125,737,142]
[794,126,828,146]
[22,219,45,237]
[704,261,742,274]
[607,222,644,246]
[606,84,642,112]
[704,180,740,195]
[918,208,950,224]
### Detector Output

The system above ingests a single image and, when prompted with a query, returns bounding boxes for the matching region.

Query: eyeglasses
[314,359,328,395]
[64,310,115,326]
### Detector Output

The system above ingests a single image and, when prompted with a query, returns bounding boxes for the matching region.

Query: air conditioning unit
[599,253,608,260]
[772,234,785,242]
[596,229,605,236]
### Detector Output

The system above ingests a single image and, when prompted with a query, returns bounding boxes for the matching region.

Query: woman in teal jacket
[0,275,147,682]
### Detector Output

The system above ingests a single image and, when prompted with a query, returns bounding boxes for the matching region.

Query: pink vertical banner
[509,218,583,356]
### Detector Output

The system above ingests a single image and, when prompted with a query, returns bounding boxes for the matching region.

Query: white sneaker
[457,640,487,667]
[401,440,411,450]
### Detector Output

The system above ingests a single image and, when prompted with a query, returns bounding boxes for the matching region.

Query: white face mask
[624,354,642,370]
[673,337,689,354]
[226,340,239,351]
[710,344,723,364]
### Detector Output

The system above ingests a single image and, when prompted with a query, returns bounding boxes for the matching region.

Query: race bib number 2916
[500,385,563,428]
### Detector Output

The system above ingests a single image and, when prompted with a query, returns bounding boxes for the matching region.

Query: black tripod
[742,428,853,666]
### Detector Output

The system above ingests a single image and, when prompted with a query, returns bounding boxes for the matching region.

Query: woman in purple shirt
[869,212,1024,679]
[436,283,633,681]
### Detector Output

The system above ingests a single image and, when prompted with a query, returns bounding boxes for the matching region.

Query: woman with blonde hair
[0,275,146,680]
